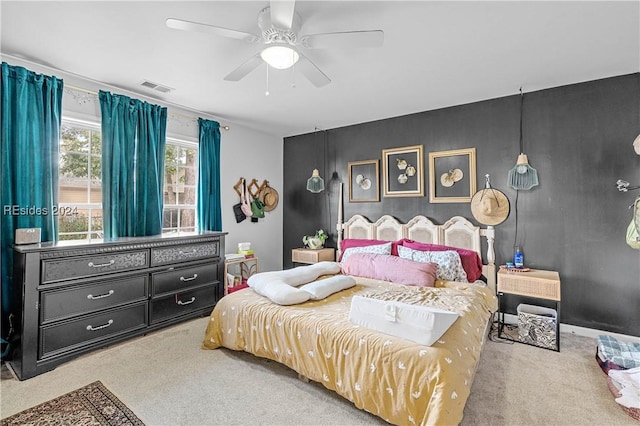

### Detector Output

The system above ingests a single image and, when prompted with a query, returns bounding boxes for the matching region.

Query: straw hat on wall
[259,185,279,212]
[470,188,510,226]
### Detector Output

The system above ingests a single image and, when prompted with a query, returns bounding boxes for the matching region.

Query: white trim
[502,313,640,343]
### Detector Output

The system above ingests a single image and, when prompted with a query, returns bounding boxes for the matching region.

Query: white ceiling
[1,1,639,138]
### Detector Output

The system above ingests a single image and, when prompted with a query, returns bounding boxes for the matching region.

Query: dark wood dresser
[9,232,226,380]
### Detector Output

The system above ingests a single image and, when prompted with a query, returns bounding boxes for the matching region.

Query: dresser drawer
[39,302,147,359]
[150,241,219,266]
[40,275,148,324]
[152,263,218,296]
[150,285,216,324]
[42,250,149,283]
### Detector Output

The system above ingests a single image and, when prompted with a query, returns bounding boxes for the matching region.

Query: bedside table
[497,268,561,351]
[291,248,335,265]
[224,257,259,295]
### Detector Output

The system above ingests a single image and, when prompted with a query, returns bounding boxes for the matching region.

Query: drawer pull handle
[86,319,113,331]
[176,297,196,306]
[178,249,197,256]
[180,274,198,282]
[87,290,114,300]
[88,260,115,268]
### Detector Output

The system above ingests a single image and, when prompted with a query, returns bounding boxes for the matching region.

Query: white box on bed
[349,295,459,346]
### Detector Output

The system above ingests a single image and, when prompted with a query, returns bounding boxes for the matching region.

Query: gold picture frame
[348,160,380,202]
[382,145,424,197]
[428,147,477,203]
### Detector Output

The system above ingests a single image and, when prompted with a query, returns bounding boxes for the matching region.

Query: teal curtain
[134,100,167,235]
[1,62,63,349]
[197,118,222,232]
[99,91,167,238]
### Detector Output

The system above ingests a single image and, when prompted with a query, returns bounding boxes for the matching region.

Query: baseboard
[501,313,640,343]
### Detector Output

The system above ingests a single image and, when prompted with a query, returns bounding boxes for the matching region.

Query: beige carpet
[0,317,636,425]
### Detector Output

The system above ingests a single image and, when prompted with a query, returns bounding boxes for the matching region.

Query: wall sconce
[508,88,539,190]
[307,169,325,193]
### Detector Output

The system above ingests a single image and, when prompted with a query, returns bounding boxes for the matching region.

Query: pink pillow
[341,253,437,287]
[401,240,483,282]
[340,238,402,260]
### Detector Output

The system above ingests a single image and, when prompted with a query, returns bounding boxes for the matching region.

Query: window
[162,140,198,233]
[58,120,103,240]
[58,121,198,239]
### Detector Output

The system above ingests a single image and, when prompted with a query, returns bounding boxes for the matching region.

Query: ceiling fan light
[260,45,299,69]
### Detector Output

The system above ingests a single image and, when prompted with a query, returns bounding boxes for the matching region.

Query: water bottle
[514,247,524,269]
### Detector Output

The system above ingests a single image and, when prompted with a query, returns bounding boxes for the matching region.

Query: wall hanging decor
[348,159,379,202]
[429,147,476,203]
[382,145,424,197]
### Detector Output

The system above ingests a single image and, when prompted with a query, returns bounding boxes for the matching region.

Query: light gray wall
[6,57,284,272]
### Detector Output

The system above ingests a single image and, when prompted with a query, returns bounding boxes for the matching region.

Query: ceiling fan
[166,0,384,87]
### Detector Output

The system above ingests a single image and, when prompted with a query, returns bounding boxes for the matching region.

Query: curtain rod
[64,84,230,131]
[2,54,230,131]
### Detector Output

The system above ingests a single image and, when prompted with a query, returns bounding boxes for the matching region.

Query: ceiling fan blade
[224,54,263,81]
[270,0,296,30]
[300,30,384,49]
[166,18,260,43]
[296,54,331,88]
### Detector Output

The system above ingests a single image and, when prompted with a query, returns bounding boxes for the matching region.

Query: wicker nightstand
[497,268,561,351]
[291,248,335,265]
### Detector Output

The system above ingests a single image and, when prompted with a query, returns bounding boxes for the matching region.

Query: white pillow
[398,246,468,282]
[299,275,356,300]
[340,242,392,264]
[248,261,342,288]
[252,280,311,305]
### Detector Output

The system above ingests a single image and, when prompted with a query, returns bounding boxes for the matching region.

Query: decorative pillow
[340,242,393,264]
[339,238,402,260]
[398,246,468,282]
[401,240,483,282]
[341,253,437,287]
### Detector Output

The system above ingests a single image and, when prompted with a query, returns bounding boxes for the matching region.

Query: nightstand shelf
[291,248,335,265]
[497,268,561,351]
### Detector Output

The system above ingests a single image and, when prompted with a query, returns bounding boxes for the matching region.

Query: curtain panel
[99,91,167,238]
[0,62,63,348]
[197,118,222,232]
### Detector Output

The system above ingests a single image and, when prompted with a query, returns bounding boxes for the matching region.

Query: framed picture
[428,148,477,203]
[348,160,379,202]
[382,145,424,197]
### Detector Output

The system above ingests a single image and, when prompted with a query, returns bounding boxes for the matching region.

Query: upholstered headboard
[336,213,496,293]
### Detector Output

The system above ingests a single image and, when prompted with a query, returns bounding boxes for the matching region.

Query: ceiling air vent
[139,80,174,93]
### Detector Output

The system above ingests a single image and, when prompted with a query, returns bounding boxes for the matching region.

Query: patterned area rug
[1,381,145,425]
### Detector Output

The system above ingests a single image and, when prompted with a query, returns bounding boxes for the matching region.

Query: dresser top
[14,231,227,253]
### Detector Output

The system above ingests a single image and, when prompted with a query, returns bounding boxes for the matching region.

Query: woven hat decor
[259,185,279,212]
[471,188,510,226]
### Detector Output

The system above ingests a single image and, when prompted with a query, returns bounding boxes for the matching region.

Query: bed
[203,214,498,425]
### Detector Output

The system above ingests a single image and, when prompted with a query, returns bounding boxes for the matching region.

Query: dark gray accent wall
[284,73,640,337]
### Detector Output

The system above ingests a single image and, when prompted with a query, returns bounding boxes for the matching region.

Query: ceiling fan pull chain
[292,60,296,89]
[265,64,270,96]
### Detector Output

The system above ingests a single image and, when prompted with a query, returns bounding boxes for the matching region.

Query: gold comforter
[203,277,497,426]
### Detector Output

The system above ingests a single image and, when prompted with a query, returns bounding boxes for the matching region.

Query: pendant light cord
[514,87,524,251]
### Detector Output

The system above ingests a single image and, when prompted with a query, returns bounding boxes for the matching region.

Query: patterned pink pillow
[339,238,403,260]
[341,253,437,287]
[401,240,483,282]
